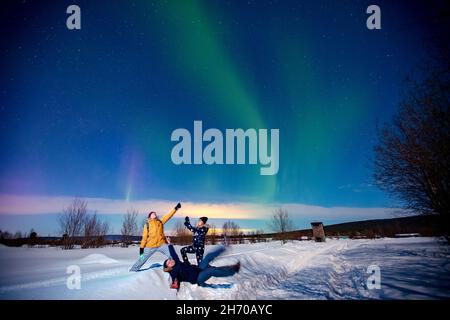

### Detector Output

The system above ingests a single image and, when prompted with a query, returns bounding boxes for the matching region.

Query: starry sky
[0,0,445,235]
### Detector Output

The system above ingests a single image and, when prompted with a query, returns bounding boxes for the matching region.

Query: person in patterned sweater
[181,216,209,264]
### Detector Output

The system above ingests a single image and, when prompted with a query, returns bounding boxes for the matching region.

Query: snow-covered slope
[0,238,449,300]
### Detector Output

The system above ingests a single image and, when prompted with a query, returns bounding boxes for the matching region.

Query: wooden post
[311,222,326,242]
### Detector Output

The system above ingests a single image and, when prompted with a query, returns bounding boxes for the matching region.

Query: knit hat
[199,216,208,224]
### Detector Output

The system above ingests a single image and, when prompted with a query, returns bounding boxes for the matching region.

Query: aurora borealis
[0,0,443,234]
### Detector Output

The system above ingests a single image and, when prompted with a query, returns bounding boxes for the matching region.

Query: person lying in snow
[163,237,240,289]
[129,203,181,272]
[181,216,209,264]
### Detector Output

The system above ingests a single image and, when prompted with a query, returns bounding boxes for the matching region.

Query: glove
[185,216,190,222]
[170,280,179,289]
[175,202,181,210]
[139,248,144,255]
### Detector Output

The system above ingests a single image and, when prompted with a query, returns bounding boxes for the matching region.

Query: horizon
[0,213,410,237]
[0,194,409,236]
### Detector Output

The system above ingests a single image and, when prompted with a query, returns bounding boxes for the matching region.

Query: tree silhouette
[373,44,449,234]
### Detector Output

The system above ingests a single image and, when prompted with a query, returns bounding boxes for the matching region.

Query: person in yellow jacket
[130,202,181,271]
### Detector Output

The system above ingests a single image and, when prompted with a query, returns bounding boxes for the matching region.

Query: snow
[77,254,120,265]
[0,237,449,300]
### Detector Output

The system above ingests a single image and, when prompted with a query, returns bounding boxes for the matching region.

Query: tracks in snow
[178,241,350,300]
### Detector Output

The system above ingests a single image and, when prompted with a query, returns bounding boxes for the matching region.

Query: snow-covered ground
[0,237,449,300]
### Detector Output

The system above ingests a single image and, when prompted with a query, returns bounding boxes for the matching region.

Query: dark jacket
[168,244,201,284]
[184,220,209,249]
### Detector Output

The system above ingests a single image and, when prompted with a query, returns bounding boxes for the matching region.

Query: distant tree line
[0,228,39,247]
[3,207,443,248]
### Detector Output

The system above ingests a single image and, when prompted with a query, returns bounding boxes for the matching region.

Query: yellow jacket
[140,208,177,248]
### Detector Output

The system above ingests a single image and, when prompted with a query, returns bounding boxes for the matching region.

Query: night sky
[0,0,445,234]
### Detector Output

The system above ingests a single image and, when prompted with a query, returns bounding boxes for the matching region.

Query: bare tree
[238,231,245,244]
[269,207,295,244]
[29,229,37,239]
[173,220,191,245]
[256,229,266,243]
[373,44,450,234]
[222,221,241,244]
[13,231,22,239]
[83,212,98,248]
[248,231,256,243]
[96,219,109,247]
[83,212,109,248]
[27,229,38,247]
[231,224,241,238]
[222,221,230,239]
[222,221,229,245]
[0,230,12,240]
[58,199,87,249]
[248,229,265,243]
[208,223,217,245]
[121,208,139,247]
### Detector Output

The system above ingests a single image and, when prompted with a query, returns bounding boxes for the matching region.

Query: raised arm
[168,244,181,264]
[184,217,197,232]
[161,203,181,225]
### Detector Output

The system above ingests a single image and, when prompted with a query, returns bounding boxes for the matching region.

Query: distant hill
[275,214,444,239]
